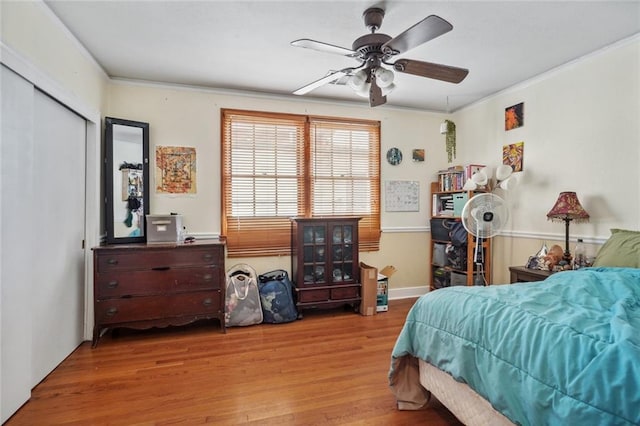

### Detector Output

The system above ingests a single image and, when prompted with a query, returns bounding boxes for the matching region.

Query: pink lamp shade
[546,192,590,223]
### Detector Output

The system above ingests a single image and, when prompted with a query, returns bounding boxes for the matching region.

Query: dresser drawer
[95,267,221,299]
[95,291,222,325]
[297,288,330,303]
[330,286,359,300]
[96,247,222,272]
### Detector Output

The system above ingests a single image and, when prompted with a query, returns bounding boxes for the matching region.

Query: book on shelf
[438,170,464,191]
[437,164,486,192]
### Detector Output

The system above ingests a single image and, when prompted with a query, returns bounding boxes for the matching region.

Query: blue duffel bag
[257,269,298,323]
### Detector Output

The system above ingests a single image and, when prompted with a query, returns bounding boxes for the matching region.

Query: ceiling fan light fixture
[348,69,368,90]
[381,82,396,96]
[374,67,395,88]
[355,82,372,97]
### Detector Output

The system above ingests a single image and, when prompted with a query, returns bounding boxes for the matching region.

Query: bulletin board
[385,180,420,212]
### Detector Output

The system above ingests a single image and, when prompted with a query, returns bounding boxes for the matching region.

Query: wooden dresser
[92,240,226,347]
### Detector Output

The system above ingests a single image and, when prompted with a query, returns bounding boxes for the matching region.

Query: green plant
[444,120,456,163]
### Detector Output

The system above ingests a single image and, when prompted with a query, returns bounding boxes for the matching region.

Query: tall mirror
[105,117,149,244]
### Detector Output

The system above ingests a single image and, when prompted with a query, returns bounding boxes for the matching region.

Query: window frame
[221,109,380,257]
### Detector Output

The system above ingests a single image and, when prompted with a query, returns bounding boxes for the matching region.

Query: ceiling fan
[291,7,469,107]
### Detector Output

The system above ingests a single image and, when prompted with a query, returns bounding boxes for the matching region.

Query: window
[222,109,380,257]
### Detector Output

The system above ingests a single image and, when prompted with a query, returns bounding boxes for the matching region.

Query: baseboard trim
[388,286,428,300]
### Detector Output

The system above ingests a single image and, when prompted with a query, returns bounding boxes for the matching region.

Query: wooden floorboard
[6,299,463,425]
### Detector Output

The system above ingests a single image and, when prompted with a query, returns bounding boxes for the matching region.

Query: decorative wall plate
[386,147,403,165]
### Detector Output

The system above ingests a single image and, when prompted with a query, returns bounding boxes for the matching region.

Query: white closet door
[1,63,88,422]
[1,65,35,423]
[31,90,86,385]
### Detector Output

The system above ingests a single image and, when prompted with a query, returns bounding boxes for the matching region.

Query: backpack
[257,269,298,324]
[446,220,468,247]
[225,264,263,327]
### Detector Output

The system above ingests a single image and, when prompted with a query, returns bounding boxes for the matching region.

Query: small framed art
[505,102,524,131]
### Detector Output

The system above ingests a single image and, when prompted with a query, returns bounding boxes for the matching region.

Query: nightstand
[509,266,554,283]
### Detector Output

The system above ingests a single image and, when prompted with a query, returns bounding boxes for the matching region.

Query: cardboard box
[146,214,183,243]
[359,262,378,316]
[377,265,396,312]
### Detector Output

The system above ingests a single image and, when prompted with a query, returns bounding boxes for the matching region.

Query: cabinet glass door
[330,224,354,283]
[302,224,326,284]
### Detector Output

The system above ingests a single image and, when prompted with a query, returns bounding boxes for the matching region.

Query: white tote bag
[225,264,263,327]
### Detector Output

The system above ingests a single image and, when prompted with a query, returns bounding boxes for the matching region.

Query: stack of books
[437,164,485,192]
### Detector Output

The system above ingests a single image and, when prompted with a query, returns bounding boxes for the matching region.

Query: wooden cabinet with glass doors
[290,217,361,315]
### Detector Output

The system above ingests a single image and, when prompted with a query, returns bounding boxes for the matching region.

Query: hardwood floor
[6,299,463,425]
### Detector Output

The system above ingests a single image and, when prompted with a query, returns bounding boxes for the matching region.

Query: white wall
[453,36,640,281]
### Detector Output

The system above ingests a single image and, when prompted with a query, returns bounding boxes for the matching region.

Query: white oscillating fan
[460,193,510,285]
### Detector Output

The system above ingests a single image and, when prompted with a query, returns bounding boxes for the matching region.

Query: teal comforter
[389,267,640,425]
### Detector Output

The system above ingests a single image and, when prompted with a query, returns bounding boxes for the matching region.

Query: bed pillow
[592,228,640,268]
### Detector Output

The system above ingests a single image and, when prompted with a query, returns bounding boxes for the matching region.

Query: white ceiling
[44,1,640,112]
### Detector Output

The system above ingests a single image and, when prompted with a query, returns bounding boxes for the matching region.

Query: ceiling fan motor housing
[363,7,385,32]
[352,33,392,58]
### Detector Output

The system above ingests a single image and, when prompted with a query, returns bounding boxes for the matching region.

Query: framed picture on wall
[412,149,425,162]
[505,102,524,131]
[503,141,524,172]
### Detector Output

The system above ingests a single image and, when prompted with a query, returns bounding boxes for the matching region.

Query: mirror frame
[105,117,150,244]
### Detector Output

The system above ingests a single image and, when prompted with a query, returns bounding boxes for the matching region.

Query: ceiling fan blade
[393,58,469,84]
[382,15,453,55]
[293,70,348,95]
[291,39,358,57]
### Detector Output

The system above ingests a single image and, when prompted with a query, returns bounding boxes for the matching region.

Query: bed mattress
[390,267,640,425]
[419,359,513,426]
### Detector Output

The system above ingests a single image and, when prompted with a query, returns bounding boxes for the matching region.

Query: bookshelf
[429,169,492,290]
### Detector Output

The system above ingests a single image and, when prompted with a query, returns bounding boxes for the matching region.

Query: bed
[389,229,640,426]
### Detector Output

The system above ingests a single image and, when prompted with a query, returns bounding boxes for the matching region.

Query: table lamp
[546,192,590,261]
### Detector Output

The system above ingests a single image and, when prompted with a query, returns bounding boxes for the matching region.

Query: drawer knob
[106,307,118,317]
[107,280,119,288]
[203,274,212,281]
[202,253,213,261]
[107,258,118,265]
[202,298,213,307]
